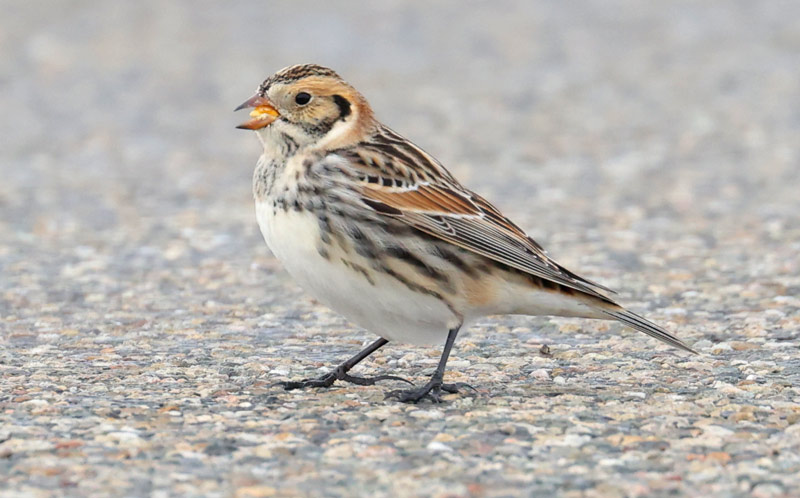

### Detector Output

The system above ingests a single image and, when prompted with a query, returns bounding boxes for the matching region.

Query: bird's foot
[386,378,439,403]
[275,372,337,390]
[386,379,478,403]
[277,367,412,391]
[339,372,413,386]
[441,382,477,394]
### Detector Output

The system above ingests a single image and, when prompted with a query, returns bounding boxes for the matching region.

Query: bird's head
[236,64,374,150]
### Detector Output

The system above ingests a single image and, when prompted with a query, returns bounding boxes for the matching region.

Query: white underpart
[255,202,460,345]
[252,126,609,346]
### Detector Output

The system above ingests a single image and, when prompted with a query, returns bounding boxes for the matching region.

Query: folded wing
[360,178,615,302]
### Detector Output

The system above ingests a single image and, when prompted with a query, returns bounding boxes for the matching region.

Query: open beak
[235,94,280,130]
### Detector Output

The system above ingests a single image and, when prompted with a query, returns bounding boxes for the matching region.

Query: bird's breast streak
[254,201,458,345]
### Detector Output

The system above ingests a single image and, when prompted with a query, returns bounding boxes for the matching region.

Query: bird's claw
[386,379,478,403]
[441,382,477,394]
[340,373,414,386]
[274,372,337,391]
[276,370,412,391]
[386,380,444,403]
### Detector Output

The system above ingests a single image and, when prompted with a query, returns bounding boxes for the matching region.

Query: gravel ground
[2,1,799,496]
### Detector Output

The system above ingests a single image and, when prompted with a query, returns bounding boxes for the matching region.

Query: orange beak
[235,94,280,130]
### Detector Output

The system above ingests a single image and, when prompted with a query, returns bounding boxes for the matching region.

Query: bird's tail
[594,306,697,354]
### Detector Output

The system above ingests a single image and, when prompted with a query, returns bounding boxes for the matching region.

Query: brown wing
[359,179,615,301]
[365,184,476,215]
[336,125,614,299]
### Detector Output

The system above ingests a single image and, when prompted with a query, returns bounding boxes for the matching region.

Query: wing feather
[330,126,696,352]
[345,125,616,299]
[365,184,477,215]
[360,186,614,300]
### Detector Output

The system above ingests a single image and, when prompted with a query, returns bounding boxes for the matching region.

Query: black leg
[277,338,412,390]
[386,326,469,403]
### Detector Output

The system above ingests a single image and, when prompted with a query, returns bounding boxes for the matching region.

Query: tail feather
[597,307,697,354]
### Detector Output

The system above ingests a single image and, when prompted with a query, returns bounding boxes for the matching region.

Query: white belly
[255,202,460,345]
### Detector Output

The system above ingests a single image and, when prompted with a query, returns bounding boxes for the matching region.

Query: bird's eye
[295,92,312,105]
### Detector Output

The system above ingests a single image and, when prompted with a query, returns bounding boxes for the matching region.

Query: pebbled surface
[1,1,799,496]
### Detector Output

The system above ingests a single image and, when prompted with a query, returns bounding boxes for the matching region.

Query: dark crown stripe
[259,64,342,94]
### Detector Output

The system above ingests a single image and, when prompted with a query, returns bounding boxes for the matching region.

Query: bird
[235,63,696,403]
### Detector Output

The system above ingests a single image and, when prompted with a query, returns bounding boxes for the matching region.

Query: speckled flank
[1,1,799,497]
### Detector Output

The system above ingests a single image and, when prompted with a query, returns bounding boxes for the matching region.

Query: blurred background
[2,0,798,339]
[1,1,799,496]
[3,1,797,266]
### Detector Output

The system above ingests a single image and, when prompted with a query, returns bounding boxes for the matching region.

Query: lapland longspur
[236,64,695,403]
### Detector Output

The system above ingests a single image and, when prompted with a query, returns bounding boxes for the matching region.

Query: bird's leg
[386,326,468,403]
[277,338,412,390]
